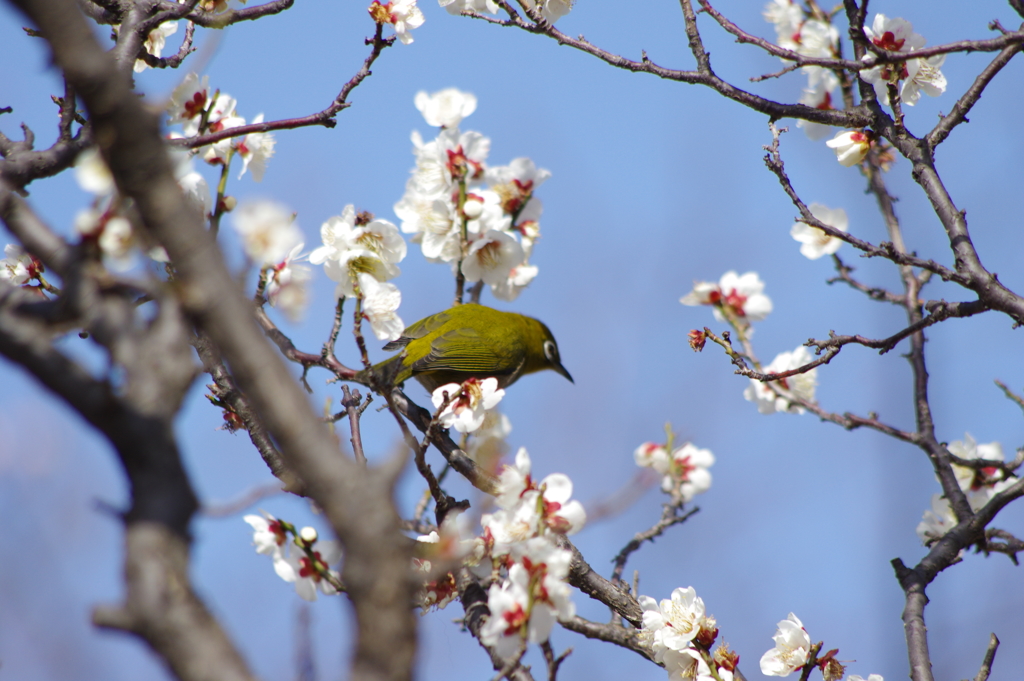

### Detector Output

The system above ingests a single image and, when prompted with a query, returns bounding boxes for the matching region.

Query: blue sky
[2,1,1023,679]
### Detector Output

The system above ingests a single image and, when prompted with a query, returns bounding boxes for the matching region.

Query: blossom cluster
[167,73,276,183]
[763,0,840,141]
[759,612,811,676]
[634,440,715,503]
[310,204,407,339]
[431,377,505,433]
[242,448,584,658]
[440,0,572,23]
[0,244,44,289]
[790,203,847,261]
[680,271,773,328]
[230,201,311,320]
[743,346,818,415]
[368,0,425,44]
[639,586,736,681]
[243,513,343,602]
[394,88,549,302]
[760,613,883,681]
[860,14,947,107]
[475,448,585,657]
[72,146,209,268]
[764,6,947,168]
[681,271,818,414]
[917,434,1020,545]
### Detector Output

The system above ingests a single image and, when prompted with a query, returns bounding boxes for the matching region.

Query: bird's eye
[543,340,558,361]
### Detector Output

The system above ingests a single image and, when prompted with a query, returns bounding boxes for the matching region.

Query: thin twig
[540,640,572,681]
[994,380,1024,415]
[172,23,395,150]
[972,633,1000,681]
[202,482,285,517]
[341,385,367,465]
[610,503,698,585]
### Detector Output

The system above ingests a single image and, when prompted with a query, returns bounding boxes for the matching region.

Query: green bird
[360,303,573,393]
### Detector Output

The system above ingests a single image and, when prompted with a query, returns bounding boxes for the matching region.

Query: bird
[358,303,573,393]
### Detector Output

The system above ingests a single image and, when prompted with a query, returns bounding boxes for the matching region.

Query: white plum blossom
[394,128,491,252]
[170,149,212,218]
[796,84,836,141]
[415,88,477,128]
[862,14,924,57]
[166,73,210,130]
[916,494,957,546]
[243,512,296,584]
[97,216,135,264]
[531,473,586,535]
[202,92,240,133]
[311,205,406,270]
[795,19,837,59]
[74,147,115,196]
[479,571,531,658]
[237,114,276,181]
[244,511,289,559]
[201,111,246,166]
[494,446,536,509]
[667,444,715,502]
[310,205,407,297]
[849,675,884,681]
[860,14,945,106]
[491,263,538,302]
[0,244,40,286]
[487,448,586,538]
[440,0,499,15]
[461,229,524,286]
[634,442,671,472]
[663,647,714,681]
[464,409,512,467]
[790,203,847,260]
[763,0,803,50]
[744,346,818,414]
[396,196,460,262]
[400,131,453,204]
[368,0,425,44]
[634,441,715,502]
[639,586,707,661]
[134,21,178,73]
[277,533,343,602]
[482,448,586,556]
[358,272,404,341]
[232,200,303,265]
[266,244,311,321]
[826,129,871,166]
[521,0,572,23]
[479,555,573,658]
[680,270,773,323]
[947,434,1018,511]
[431,377,505,433]
[901,54,947,106]
[486,157,551,215]
[760,613,811,677]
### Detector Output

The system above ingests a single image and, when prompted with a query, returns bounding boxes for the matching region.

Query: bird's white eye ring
[543,340,557,361]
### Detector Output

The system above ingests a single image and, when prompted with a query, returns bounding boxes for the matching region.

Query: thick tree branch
[464,0,873,128]
[7,1,420,679]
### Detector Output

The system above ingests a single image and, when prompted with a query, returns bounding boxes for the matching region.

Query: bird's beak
[553,362,574,384]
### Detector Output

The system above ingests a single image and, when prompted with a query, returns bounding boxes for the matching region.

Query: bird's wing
[381,309,454,352]
[409,327,510,375]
